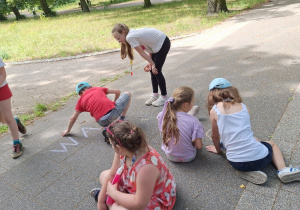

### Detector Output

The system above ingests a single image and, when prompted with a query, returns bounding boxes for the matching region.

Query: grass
[0,0,268,62]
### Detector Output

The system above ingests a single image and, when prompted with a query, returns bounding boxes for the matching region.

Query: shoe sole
[235,170,267,185]
[15,118,27,134]
[279,171,300,183]
[12,146,23,159]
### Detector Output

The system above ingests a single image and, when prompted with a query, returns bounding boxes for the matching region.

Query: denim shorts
[228,142,273,172]
[97,93,130,127]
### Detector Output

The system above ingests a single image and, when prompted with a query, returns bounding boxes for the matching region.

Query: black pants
[151,36,170,96]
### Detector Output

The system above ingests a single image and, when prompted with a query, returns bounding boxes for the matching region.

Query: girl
[112,23,170,107]
[0,58,26,159]
[157,86,204,162]
[91,120,176,210]
[206,78,300,184]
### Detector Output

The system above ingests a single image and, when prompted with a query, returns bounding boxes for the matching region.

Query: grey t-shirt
[0,58,7,87]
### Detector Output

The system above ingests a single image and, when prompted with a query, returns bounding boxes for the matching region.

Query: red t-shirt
[75,87,115,121]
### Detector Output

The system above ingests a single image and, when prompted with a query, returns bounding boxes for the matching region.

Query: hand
[106,181,118,197]
[206,145,218,154]
[62,130,69,136]
[151,64,158,75]
[144,64,151,72]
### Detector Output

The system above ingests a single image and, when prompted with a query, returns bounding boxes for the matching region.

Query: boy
[0,58,27,159]
[62,82,131,141]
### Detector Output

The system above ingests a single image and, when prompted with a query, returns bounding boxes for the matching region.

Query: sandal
[90,188,101,202]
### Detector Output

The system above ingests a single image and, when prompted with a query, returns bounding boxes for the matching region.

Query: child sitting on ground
[157,86,204,162]
[206,78,300,184]
[91,120,176,210]
[62,82,131,142]
[0,58,27,159]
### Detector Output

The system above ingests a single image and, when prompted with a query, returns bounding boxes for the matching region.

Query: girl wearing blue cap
[206,78,300,184]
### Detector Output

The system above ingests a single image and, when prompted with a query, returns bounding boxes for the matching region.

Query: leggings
[151,36,170,96]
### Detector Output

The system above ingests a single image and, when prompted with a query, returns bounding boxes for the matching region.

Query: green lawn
[0,0,267,62]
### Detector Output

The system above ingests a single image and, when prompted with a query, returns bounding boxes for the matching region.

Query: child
[112,23,170,107]
[91,120,176,210]
[157,86,204,162]
[206,78,300,184]
[62,82,131,142]
[0,58,27,159]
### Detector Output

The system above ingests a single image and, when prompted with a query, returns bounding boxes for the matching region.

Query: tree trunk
[144,0,151,8]
[207,0,228,14]
[39,0,55,17]
[79,0,90,12]
[11,6,25,20]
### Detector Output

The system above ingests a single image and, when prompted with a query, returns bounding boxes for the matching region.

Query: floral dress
[119,146,176,210]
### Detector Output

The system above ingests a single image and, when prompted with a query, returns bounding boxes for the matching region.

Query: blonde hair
[207,86,242,114]
[112,23,134,61]
[162,86,194,147]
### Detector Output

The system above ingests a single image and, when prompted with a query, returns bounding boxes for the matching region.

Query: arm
[97,153,120,210]
[0,66,6,86]
[134,46,158,75]
[192,138,203,149]
[206,109,222,154]
[107,164,160,210]
[62,111,80,136]
[107,89,121,102]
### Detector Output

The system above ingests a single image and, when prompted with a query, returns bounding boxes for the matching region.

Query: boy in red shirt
[62,82,131,142]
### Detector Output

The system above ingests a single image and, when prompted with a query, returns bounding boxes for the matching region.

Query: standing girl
[157,86,204,162]
[206,78,300,184]
[0,58,26,159]
[91,120,176,210]
[112,23,170,107]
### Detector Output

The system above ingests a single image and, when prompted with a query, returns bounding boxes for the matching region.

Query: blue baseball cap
[209,78,232,91]
[76,81,90,94]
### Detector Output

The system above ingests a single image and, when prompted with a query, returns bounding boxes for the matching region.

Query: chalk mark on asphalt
[50,137,78,152]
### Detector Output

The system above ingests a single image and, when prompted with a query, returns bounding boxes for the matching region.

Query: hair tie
[166,97,174,104]
[130,130,133,134]
[223,98,233,102]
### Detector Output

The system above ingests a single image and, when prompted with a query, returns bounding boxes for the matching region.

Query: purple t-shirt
[157,111,204,160]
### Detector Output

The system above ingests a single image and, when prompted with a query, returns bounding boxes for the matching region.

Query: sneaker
[12,143,23,159]
[188,105,200,116]
[235,170,267,185]
[278,167,300,183]
[145,95,159,106]
[90,188,101,202]
[102,129,109,143]
[152,96,168,107]
[14,116,26,134]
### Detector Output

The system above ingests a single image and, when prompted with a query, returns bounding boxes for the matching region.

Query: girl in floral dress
[91,120,176,210]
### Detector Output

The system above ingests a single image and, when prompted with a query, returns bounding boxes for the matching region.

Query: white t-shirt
[126,28,166,54]
[0,58,7,87]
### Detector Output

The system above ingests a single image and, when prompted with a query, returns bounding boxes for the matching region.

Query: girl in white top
[112,23,170,107]
[206,78,300,185]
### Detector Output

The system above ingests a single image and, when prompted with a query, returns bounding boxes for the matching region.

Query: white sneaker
[188,105,200,116]
[152,96,168,107]
[145,95,159,106]
[278,167,300,183]
[235,170,267,185]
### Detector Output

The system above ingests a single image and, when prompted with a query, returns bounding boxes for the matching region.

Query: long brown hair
[207,86,242,114]
[107,121,148,153]
[112,23,134,61]
[162,87,194,147]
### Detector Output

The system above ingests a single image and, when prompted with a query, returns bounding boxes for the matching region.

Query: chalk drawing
[50,137,79,153]
[81,127,101,138]
[206,129,212,141]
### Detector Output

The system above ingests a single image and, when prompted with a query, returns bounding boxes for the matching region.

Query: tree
[11,6,25,20]
[144,0,151,8]
[79,0,90,12]
[207,0,228,14]
[0,0,10,20]
[39,0,56,16]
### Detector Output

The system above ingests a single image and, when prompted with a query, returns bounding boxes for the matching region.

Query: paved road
[1,0,300,209]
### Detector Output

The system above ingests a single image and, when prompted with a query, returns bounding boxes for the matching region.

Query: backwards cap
[76,82,90,94]
[209,78,232,91]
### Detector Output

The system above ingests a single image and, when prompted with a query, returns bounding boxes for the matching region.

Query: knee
[124,91,131,97]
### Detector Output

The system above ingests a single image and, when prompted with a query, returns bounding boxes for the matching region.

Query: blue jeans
[228,142,273,171]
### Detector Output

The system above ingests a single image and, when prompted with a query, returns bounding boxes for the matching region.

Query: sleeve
[191,119,205,141]
[0,59,5,68]
[75,99,84,112]
[126,35,140,48]
[101,87,108,94]
[157,112,163,132]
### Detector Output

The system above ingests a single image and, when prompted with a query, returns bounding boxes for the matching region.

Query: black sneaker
[14,116,26,134]
[90,188,101,202]
[102,129,109,143]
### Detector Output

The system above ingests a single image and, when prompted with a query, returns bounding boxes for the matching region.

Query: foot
[14,116,26,134]
[278,167,300,183]
[102,129,109,143]
[145,94,159,106]
[188,105,200,116]
[152,95,168,107]
[90,188,101,202]
[12,143,23,159]
[235,170,267,185]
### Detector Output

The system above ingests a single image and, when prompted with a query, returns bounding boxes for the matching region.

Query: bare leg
[265,141,286,170]
[0,98,19,140]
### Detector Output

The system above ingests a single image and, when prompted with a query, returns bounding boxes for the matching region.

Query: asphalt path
[1,0,300,209]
